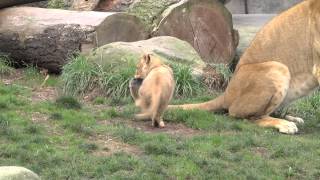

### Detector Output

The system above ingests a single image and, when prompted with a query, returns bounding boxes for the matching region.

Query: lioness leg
[255,116,298,134]
[284,115,304,124]
[227,61,298,134]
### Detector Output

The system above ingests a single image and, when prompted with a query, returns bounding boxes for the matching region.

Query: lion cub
[130,54,175,128]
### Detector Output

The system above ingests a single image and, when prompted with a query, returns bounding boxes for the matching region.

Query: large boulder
[153,0,238,65]
[89,36,206,73]
[0,166,40,180]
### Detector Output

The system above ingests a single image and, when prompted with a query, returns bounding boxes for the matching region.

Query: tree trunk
[0,7,148,73]
[0,0,44,8]
[153,0,238,65]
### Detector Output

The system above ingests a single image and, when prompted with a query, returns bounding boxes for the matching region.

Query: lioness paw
[276,121,298,134]
[285,115,304,124]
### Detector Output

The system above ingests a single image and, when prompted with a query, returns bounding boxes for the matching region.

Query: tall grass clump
[99,58,136,99]
[61,55,136,99]
[0,54,13,75]
[61,55,99,96]
[62,54,209,100]
[171,63,206,98]
[202,64,232,91]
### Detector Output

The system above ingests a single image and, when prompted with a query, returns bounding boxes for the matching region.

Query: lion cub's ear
[143,54,151,65]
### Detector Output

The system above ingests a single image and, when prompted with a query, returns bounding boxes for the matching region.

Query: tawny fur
[169,0,320,134]
[131,54,175,128]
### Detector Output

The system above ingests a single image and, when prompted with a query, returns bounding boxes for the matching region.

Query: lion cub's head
[134,54,163,79]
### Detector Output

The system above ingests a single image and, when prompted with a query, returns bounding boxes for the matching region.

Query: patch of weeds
[61,55,99,96]
[59,111,95,136]
[0,54,13,75]
[93,97,106,105]
[103,152,139,173]
[47,0,65,9]
[143,136,180,156]
[287,91,320,132]
[79,143,98,153]
[0,95,27,109]
[45,75,60,87]
[127,0,179,30]
[99,58,136,99]
[202,64,232,91]
[112,125,141,144]
[104,108,119,119]
[0,101,8,110]
[0,115,9,134]
[55,96,82,110]
[164,109,216,130]
[49,113,63,121]
[171,63,207,98]
[109,96,133,106]
[117,105,137,119]
[24,124,41,134]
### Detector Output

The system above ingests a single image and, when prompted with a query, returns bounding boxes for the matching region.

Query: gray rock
[0,166,40,180]
[88,36,206,75]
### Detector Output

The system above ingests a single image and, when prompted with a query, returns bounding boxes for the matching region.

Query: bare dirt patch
[1,69,24,85]
[31,87,58,102]
[99,118,202,137]
[251,147,270,158]
[89,134,143,157]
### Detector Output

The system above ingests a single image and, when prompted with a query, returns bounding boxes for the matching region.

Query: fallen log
[0,7,148,73]
[0,0,44,8]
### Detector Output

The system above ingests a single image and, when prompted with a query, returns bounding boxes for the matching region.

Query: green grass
[47,0,65,9]
[172,63,206,98]
[1,68,320,179]
[62,55,209,100]
[0,54,14,75]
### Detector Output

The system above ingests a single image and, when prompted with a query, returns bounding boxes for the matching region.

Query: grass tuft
[61,55,99,96]
[47,0,65,9]
[171,63,207,98]
[55,96,82,110]
[0,54,13,75]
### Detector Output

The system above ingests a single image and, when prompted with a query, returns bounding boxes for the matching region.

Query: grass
[1,67,320,179]
[62,55,209,100]
[47,0,65,9]
[172,63,206,98]
[0,54,13,75]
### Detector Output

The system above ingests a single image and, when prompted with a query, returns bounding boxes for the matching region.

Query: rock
[153,0,238,65]
[0,166,40,180]
[88,36,206,74]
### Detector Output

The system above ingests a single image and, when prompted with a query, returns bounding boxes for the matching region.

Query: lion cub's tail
[168,94,225,112]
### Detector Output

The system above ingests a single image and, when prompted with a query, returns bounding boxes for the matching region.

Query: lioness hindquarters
[226,61,298,134]
[131,54,175,128]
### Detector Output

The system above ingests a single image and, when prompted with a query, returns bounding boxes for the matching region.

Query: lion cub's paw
[158,121,165,128]
[285,115,304,124]
[151,120,165,128]
[276,121,298,134]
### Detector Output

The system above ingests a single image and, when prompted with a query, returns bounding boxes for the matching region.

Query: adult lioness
[169,0,320,134]
[131,54,175,128]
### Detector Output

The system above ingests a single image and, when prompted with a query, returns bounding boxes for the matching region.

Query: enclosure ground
[0,68,320,179]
